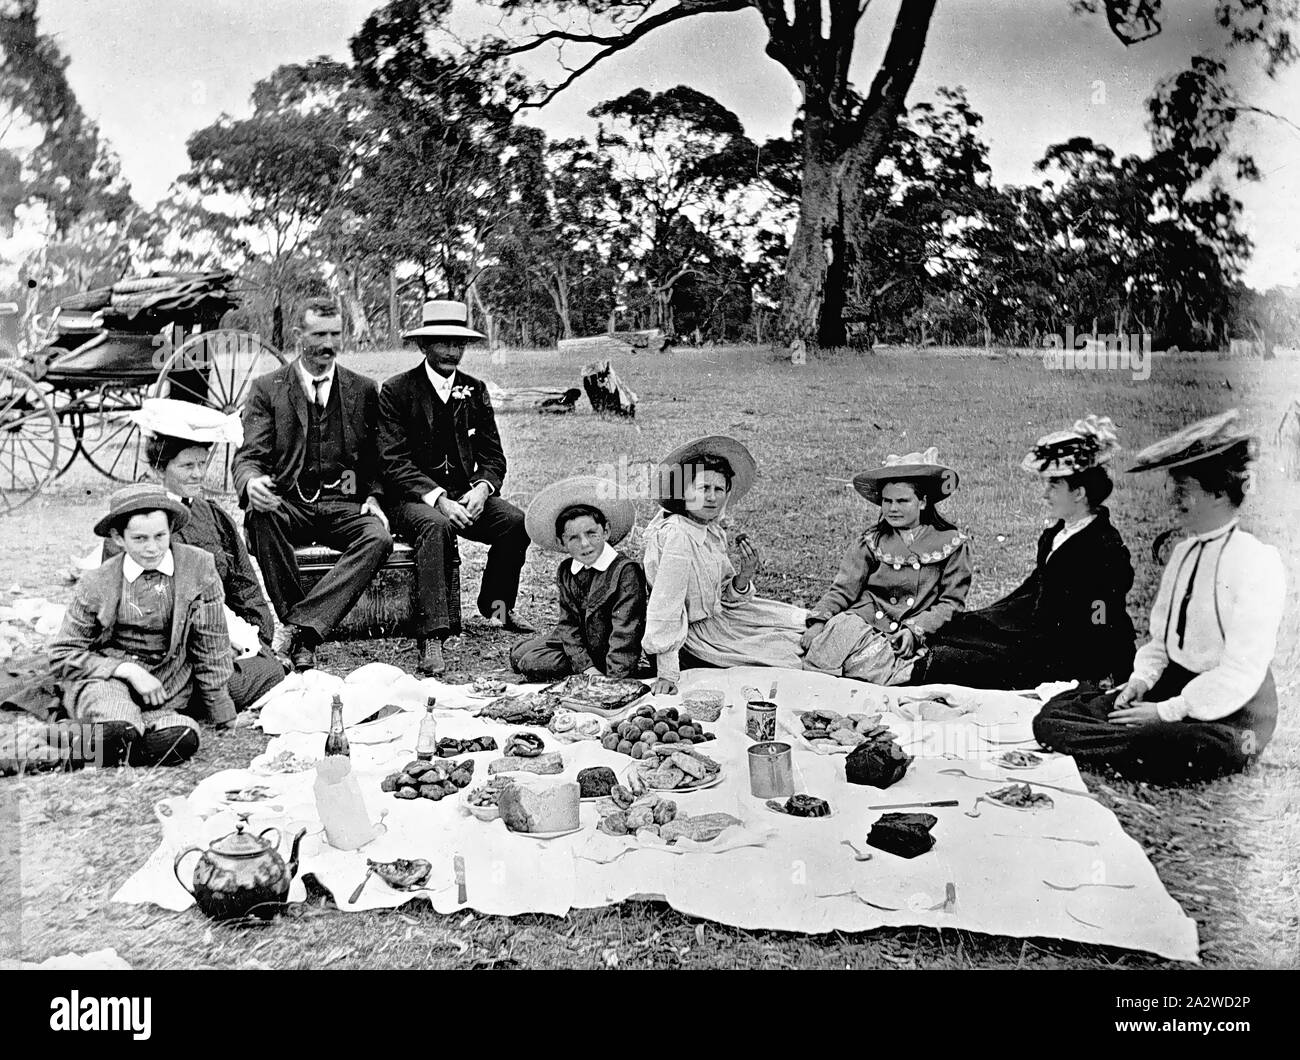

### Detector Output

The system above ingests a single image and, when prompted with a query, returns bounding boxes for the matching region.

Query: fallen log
[487,382,582,413]
[582,359,637,418]
[557,328,668,356]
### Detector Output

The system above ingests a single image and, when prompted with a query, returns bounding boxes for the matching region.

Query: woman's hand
[733,533,761,586]
[1113,677,1150,709]
[799,621,825,654]
[890,627,917,658]
[652,678,679,696]
[1108,701,1162,726]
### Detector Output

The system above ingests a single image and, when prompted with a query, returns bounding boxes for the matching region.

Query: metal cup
[748,741,794,798]
[746,700,777,742]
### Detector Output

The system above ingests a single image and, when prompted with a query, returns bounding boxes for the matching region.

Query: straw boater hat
[130,397,244,448]
[1126,408,1258,474]
[655,435,757,508]
[93,483,190,538]
[1020,414,1121,478]
[853,447,958,505]
[402,299,486,341]
[525,475,636,552]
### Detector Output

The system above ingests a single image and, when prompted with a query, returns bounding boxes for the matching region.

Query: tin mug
[748,741,794,798]
[746,700,777,742]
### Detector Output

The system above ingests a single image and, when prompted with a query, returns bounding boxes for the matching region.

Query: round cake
[498,780,581,833]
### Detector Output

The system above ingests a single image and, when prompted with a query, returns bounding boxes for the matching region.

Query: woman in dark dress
[105,400,286,710]
[911,415,1135,689]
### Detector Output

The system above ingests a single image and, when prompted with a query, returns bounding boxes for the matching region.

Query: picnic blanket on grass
[113,665,1200,961]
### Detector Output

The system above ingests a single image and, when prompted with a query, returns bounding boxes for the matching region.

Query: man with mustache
[233,299,393,672]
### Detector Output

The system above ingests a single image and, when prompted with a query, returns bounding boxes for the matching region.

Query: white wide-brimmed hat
[1127,408,1257,474]
[1021,414,1121,478]
[130,398,243,447]
[655,435,757,508]
[525,475,636,552]
[402,299,486,341]
[854,447,958,505]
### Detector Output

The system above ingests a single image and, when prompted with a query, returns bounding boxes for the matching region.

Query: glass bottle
[415,697,438,761]
[324,694,350,758]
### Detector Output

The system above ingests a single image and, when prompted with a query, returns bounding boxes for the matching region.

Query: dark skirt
[1032,663,1277,785]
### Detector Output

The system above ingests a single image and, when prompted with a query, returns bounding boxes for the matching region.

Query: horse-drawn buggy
[0,272,284,513]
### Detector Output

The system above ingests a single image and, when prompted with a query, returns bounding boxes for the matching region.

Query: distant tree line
[2,0,1298,353]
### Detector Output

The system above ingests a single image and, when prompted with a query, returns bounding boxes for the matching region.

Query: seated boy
[47,484,235,768]
[510,476,647,681]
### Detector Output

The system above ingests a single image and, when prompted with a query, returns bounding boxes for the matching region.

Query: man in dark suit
[378,299,532,675]
[233,300,392,671]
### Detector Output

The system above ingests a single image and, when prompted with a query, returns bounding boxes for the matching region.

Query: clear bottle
[324,694,350,758]
[415,697,438,761]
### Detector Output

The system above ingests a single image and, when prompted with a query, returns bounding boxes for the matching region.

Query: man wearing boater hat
[378,299,532,675]
[233,299,393,672]
[1034,410,1286,785]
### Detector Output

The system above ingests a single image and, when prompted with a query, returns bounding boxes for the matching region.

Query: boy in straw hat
[509,476,647,681]
[1034,410,1285,784]
[44,485,236,768]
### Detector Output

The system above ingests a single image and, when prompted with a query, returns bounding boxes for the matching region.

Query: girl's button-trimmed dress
[803,524,973,684]
[641,512,806,683]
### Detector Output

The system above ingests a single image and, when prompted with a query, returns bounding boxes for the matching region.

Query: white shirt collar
[123,550,175,582]
[424,362,457,401]
[297,358,336,403]
[1193,516,1240,543]
[570,543,619,574]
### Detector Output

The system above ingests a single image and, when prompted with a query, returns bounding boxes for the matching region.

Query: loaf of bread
[498,781,580,833]
[488,752,564,776]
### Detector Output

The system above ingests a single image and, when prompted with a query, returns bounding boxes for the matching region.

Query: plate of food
[628,745,725,792]
[766,794,834,819]
[221,783,279,803]
[604,704,719,759]
[541,673,650,717]
[464,775,516,822]
[250,749,318,776]
[984,783,1054,811]
[993,750,1044,770]
[463,678,510,700]
[512,826,584,841]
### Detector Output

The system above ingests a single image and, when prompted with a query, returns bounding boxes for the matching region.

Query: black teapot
[174,813,307,921]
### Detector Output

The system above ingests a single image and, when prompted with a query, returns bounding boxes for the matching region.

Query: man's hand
[890,626,918,658]
[652,677,679,696]
[113,662,167,707]
[246,475,282,512]
[459,482,490,522]
[799,621,825,654]
[1113,677,1150,709]
[361,495,389,532]
[436,494,474,530]
[1108,701,1162,726]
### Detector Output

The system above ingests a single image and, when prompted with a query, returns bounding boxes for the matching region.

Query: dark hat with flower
[1020,414,1121,478]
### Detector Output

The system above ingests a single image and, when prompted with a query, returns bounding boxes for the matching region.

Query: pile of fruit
[381,758,475,801]
[601,704,717,759]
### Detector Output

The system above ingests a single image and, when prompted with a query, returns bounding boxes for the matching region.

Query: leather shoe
[486,611,534,634]
[416,638,447,677]
[288,628,317,673]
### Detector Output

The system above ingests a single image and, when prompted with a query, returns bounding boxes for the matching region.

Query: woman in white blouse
[642,436,806,695]
[1034,410,1285,784]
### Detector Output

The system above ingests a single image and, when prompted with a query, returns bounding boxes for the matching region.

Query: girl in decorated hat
[103,399,285,711]
[1034,410,1285,784]
[642,435,806,695]
[801,447,972,685]
[910,415,1136,689]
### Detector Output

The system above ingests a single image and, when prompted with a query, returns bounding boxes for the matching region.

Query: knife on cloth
[454,854,467,905]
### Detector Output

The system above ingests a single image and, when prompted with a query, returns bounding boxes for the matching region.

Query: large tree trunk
[772,0,937,346]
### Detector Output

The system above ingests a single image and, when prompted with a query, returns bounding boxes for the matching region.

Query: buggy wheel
[74,384,149,482]
[0,362,61,513]
[156,329,286,493]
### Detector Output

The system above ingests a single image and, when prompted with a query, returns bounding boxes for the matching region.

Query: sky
[22,0,1300,288]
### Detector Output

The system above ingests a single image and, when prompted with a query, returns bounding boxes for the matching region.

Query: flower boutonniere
[450,384,474,400]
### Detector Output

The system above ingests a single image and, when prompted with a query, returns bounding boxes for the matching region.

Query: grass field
[4,343,1298,969]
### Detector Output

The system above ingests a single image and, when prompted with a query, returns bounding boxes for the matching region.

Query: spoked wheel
[156,330,286,493]
[68,384,150,482]
[0,362,61,513]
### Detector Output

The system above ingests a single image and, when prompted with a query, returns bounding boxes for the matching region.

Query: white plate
[508,825,583,840]
[632,767,725,793]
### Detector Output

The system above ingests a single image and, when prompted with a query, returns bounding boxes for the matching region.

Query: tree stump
[582,359,637,418]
